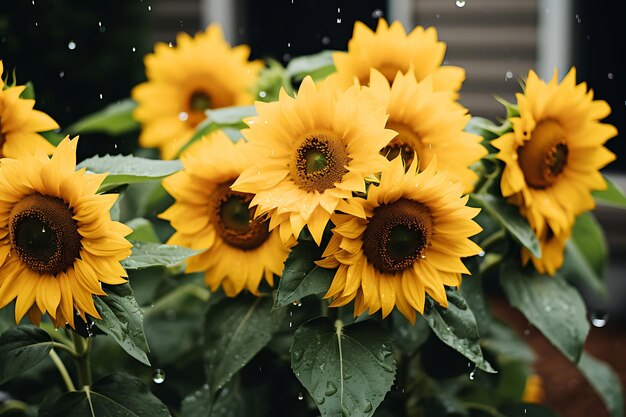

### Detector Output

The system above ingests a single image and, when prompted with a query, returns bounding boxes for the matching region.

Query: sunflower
[316,155,483,323]
[492,68,617,273]
[368,68,486,193]
[132,25,263,159]
[0,138,132,328]
[328,19,464,93]
[0,60,58,158]
[159,131,291,296]
[231,76,395,246]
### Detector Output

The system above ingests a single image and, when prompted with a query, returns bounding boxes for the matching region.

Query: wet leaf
[204,295,285,394]
[77,154,183,193]
[470,194,541,258]
[65,98,139,136]
[275,239,334,308]
[423,290,496,373]
[93,283,150,366]
[39,372,170,417]
[578,352,624,417]
[562,212,608,298]
[121,242,199,270]
[125,218,161,243]
[500,262,589,363]
[0,326,53,384]
[286,50,335,82]
[291,318,395,417]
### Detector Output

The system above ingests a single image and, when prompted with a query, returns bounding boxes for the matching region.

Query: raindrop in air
[456,0,466,7]
[575,14,581,23]
[607,73,614,80]
[132,47,136,52]
[591,311,608,328]
[336,18,342,23]
[152,369,166,384]
[297,392,304,400]
[287,42,291,47]
[505,71,513,79]
[99,93,103,99]
[67,41,77,50]
[469,370,476,380]
[147,5,152,10]
[321,36,330,45]
[371,9,384,18]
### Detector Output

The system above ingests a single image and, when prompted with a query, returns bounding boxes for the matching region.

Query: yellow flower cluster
[158,21,485,322]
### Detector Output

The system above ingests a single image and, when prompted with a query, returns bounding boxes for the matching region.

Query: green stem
[49,349,76,391]
[72,332,92,388]
[0,400,29,414]
[479,229,506,252]
[146,284,210,316]
[51,341,78,357]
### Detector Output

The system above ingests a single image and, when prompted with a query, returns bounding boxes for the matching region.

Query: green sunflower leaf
[125,218,161,243]
[38,372,170,417]
[465,117,511,141]
[93,283,150,366]
[469,193,541,258]
[181,380,244,417]
[176,105,256,157]
[19,81,36,100]
[291,318,395,417]
[77,154,183,193]
[423,290,496,373]
[0,325,53,384]
[561,212,608,298]
[593,175,626,209]
[285,50,336,82]
[203,295,285,395]
[275,239,334,308]
[578,352,624,417]
[121,242,199,270]
[65,98,139,136]
[500,262,589,363]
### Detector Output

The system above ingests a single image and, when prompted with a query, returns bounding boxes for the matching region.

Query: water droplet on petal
[152,369,166,384]
[178,112,189,121]
[478,251,485,257]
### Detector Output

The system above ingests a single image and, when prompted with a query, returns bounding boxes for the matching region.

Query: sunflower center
[291,132,349,193]
[9,194,82,275]
[362,198,433,273]
[189,91,212,112]
[518,120,569,188]
[212,183,270,250]
[381,121,427,167]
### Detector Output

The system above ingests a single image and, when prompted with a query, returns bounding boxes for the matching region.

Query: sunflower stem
[49,349,76,392]
[0,400,30,414]
[71,332,92,388]
[479,229,506,252]
[51,341,78,358]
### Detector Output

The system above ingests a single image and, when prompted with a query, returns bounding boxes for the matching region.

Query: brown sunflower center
[189,91,212,112]
[9,194,82,275]
[211,183,270,250]
[381,121,426,167]
[291,132,349,193]
[362,198,433,273]
[518,120,569,188]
